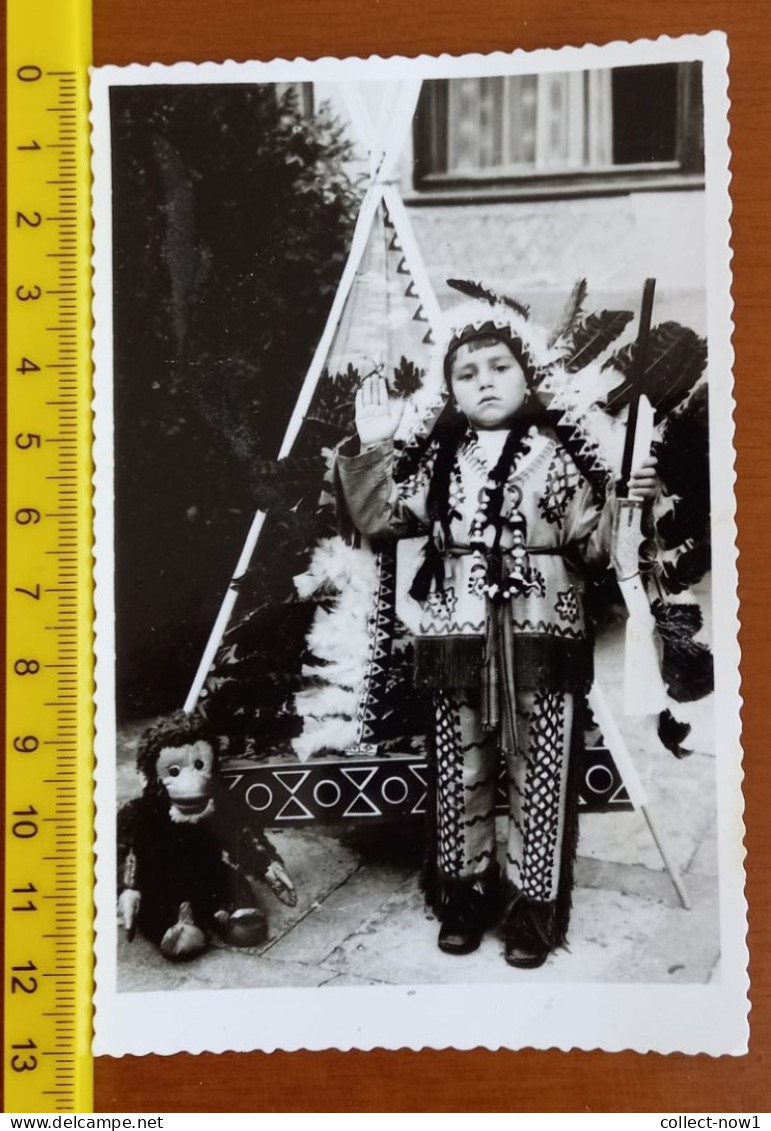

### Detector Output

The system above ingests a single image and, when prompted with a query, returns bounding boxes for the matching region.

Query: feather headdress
[396,278,628,503]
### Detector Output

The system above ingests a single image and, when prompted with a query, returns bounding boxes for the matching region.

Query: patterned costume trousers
[434,687,575,903]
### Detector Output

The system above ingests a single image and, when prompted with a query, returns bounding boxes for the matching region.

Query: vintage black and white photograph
[90,34,745,1056]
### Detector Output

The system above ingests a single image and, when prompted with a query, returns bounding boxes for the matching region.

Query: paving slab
[575,857,688,908]
[180,950,333,990]
[596,876,720,983]
[117,932,220,993]
[253,828,363,950]
[686,820,719,877]
[265,859,416,966]
[319,972,393,988]
[577,749,716,872]
[320,872,718,987]
[117,930,331,992]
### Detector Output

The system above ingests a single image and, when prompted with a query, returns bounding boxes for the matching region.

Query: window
[412,63,704,200]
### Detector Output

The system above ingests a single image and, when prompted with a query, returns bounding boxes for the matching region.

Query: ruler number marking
[10,1035,38,1074]
[16,210,43,229]
[16,65,42,82]
[15,585,42,601]
[11,967,39,994]
[17,139,42,151]
[14,659,41,675]
[16,357,42,375]
[12,806,39,840]
[13,735,40,752]
[15,508,41,525]
[11,880,39,911]
[16,284,42,302]
[11,879,38,912]
[16,433,42,450]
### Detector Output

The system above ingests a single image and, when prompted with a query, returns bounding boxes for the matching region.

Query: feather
[546,278,588,350]
[294,684,358,718]
[446,277,530,319]
[292,717,359,760]
[291,536,380,754]
[656,381,710,508]
[563,310,634,374]
[657,708,693,759]
[603,323,708,416]
[660,542,712,594]
[391,355,424,399]
[657,502,710,551]
[293,537,378,599]
[304,363,361,435]
[653,600,714,702]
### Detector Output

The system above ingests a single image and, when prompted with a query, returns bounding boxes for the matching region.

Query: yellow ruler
[5,0,93,1113]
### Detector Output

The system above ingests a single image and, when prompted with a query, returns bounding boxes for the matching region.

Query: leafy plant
[112,83,362,717]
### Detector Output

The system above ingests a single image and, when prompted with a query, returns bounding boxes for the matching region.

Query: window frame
[409,63,705,204]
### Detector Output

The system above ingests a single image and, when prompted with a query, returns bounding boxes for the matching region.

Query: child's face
[449,340,528,429]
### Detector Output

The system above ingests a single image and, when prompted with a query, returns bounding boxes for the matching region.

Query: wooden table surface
[92,0,770,1112]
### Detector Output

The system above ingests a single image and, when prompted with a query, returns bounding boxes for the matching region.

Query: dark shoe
[504,933,550,969]
[503,899,553,969]
[437,869,498,956]
[438,913,485,956]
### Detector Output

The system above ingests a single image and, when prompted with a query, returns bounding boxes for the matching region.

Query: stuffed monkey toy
[117,710,297,961]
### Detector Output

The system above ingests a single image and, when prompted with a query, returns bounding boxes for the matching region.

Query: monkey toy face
[157,740,215,824]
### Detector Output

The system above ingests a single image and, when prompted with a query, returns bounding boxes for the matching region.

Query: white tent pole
[185,79,430,711]
[377,78,425,185]
[278,184,384,459]
[342,84,383,179]
[183,510,267,712]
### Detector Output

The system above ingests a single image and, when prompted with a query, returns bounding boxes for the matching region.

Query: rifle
[612,277,668,715]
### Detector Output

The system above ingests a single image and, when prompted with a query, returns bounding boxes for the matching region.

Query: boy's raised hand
[355,374,404,447]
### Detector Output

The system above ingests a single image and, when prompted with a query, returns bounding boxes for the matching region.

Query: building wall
[404,190,707,333]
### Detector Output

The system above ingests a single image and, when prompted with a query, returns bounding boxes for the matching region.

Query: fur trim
[294,683,358,719]
[293,536,378,599]
[169,798,215,825]
[291,717,359,760]
[291,536,380,759]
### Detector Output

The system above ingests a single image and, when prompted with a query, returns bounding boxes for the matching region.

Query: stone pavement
[115,611,719,992]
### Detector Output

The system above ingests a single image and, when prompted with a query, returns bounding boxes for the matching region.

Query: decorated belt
[445,542,566,557]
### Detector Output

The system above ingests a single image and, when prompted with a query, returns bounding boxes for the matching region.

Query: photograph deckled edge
[89,30,747,1057]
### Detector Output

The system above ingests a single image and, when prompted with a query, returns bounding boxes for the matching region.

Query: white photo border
[90,30,746,1056]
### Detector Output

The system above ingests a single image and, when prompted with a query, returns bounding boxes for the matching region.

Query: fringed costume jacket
[336,422,616,699]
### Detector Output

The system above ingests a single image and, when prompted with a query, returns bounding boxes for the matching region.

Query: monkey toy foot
[213,907,268,947]
[160,901,207,961]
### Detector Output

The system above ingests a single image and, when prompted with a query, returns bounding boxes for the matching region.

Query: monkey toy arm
[235,823,298,907]
[116,800,144,940]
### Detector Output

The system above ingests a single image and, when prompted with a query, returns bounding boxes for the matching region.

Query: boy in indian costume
[335,285,658,968]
